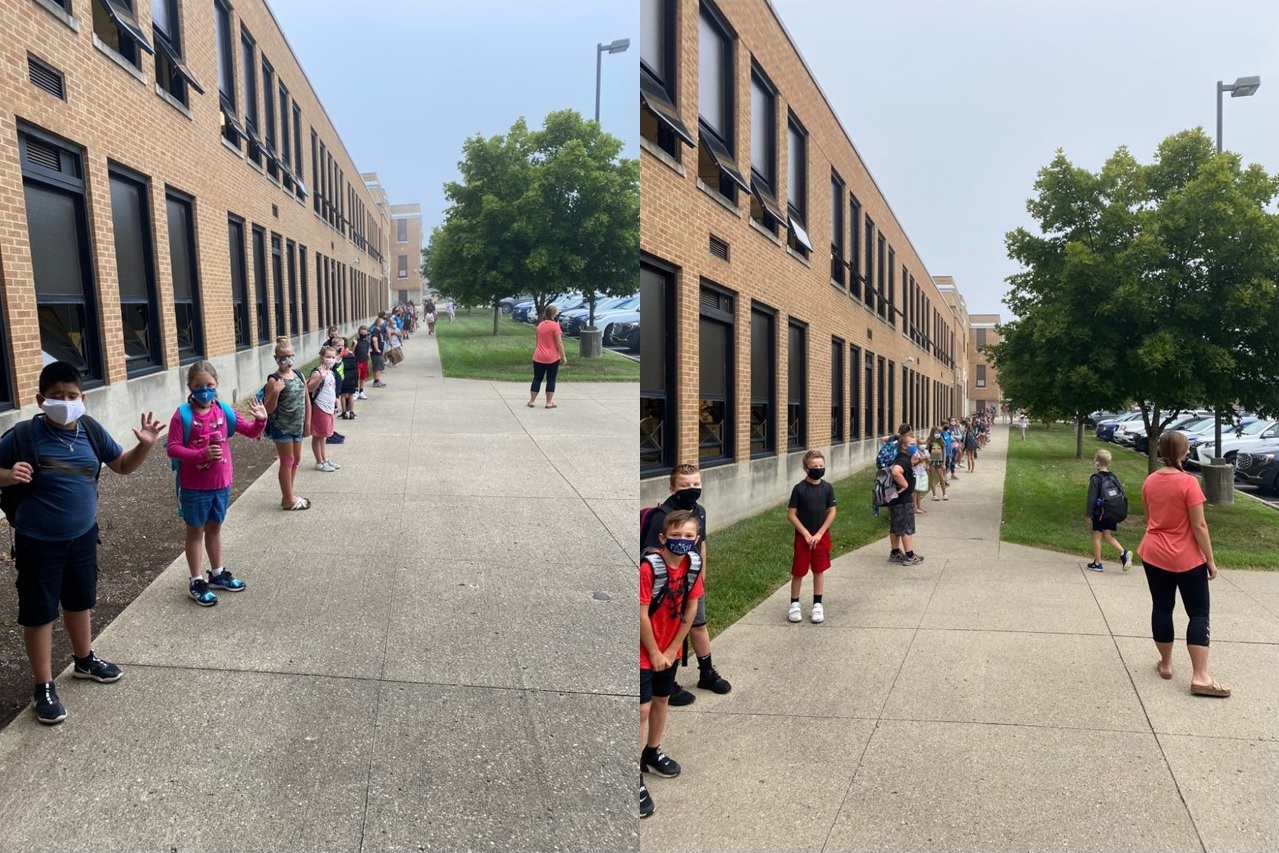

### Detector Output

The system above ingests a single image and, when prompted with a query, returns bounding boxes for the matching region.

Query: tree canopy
[989,129,1279,462]
[423,110,639,334]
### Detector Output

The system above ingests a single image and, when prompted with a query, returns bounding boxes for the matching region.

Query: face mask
[277,356,296,368]
[359,332,368,338]
[324,358,338,368]
[673,488,701,508]
[41,398,86,426]
[191,386,217,405]
[807,467,825,480]
[664,537,697,556]
[908,445,918,454]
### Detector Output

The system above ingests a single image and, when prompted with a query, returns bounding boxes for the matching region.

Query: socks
[697,653,713,672]
[906,551,916,559]
[210,567,224,578]
[790,597,800,604]
[813,595,823,605]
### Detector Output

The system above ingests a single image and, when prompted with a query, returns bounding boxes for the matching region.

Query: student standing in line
[307,346,341,473]
[786,450,837,623]
[263,337,311,510]
[887,431,924,565]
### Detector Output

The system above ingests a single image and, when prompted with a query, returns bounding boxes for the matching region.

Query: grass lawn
[1003,424,1279,570]
[702,465,889,637]
[435,313,639,382]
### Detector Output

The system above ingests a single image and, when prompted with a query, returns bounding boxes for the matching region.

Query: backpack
[875,437,899,470]
[639,503,662,552]
[1,415,113,527]
[1095,472,1129,524]
[171,401,238,520]
[642,550,703,618]
[872,467,900,508]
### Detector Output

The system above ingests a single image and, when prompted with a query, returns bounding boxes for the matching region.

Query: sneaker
[326,435,345,445]
[811,602,825,624]
[1121,550,1132,572]
[327,460,341,470]
[33,681,66,725]
[696,667,732,694]
[788,601,802,623]
[207,569,246,592]
[639,779,655,819]
[373,381,387,388]
[641,746,681,778]
[315,462,330,472]
[901,554,925,566]
[189,577,218,606]
[667,683,696,707]
[356,391,368,400]
[888,551,904,563]
[348,412,357,419]
[72,650,123,683]
[1086,561,1104,572]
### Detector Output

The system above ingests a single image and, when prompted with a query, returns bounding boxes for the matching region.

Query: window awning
[99,0,154,55]
[789,216,814,253]
[751,177,786,225]
[155,33,205,94]
[699,129,750,195]
[640,71,694,148]
[220,107,246,142]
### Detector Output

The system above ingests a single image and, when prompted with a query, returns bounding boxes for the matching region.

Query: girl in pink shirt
[166,362,268,607]
[1137,431,1229,697]
[528,304,568,409]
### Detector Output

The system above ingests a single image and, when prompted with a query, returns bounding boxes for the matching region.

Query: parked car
[1196,419,1279,466]
[1096,411,1144,442]
[511,300,537,323]
[1084,410,1127,430]
[1132,412,1211,455]
[611,318,640,352]
[499,294,533,314]
[1234,445,1279,494]
[560,295,638,336]
[601,309,640,346]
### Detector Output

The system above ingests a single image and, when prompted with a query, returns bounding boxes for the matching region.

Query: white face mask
[324,357,338,368]
[41,398,86,426]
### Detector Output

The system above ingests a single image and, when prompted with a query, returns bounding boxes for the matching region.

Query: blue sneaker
[1086,561,1104,572]
[189,577,218,606]
[207,568,246,592]
[34,680,66,725]
[326,434,345,445]
[72,650,123,682]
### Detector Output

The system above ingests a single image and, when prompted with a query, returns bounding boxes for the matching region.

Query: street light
[595,38,630,124]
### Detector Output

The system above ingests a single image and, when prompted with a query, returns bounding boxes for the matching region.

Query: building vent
[699,288,733,314]
[28,56,65,100]
[708,234,729,261]
[23,137,62,172]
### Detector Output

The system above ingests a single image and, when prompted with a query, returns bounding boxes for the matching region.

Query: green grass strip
[435,313,639,382]
[1003,424,1279,570]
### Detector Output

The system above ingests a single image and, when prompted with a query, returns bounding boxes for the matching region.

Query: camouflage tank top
[270,373,306,435]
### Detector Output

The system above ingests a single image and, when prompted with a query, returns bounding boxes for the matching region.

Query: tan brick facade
[639,0,975,527]
[968,313,1003,413]
[0,0,400,435]
[389,203,423,304]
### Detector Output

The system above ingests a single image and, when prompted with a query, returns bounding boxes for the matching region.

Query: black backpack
[1094,472,1129,524]
[1,415,113,526]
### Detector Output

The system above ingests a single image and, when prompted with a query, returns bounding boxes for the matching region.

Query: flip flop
[283,497,311,511]
[1190,681,1231,697]
[527,402,535,408]
[1156,663,1172,680]
[546,404,558,409]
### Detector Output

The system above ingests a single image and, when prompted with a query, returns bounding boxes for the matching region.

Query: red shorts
[791,530,832,577]
[356,361,369,381]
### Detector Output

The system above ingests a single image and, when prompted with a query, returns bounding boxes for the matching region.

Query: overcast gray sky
[771,0,1279,316]
[269,0,638,238]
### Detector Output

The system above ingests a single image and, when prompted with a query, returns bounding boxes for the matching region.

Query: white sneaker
[788,601,802,623]
[810,603,824,624]
[328,460,341,470]
[314,462,327,471]
[318,461,337,473]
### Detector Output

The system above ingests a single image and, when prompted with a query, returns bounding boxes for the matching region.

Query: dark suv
[1235,443,1279,495]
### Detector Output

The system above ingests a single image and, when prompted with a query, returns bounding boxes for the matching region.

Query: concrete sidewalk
[642,431,1279,853]
[0,336,640,853]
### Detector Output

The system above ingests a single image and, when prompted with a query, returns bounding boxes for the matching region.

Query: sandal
[1190,681,1231,698]
[283,497,311,511]
[546,404,557,409]
[1157,662,1172,680]
[527,402,535,408]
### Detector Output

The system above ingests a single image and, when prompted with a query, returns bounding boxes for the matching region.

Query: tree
[423,111,639,343]
[993,129,1279,469]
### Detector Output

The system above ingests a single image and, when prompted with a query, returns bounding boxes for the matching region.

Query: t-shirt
[369,325,385,354]
[310,368,338,415]
[354,336,371,361]
[1138,471,1208,572]
[788,479,836,535]
[340,352,360,391]
[533,320,562,364]
[167,405,266,491]
[639,553,704,670]
[641,497,708,554]
[0,417,122,541]
[890,451,915,503]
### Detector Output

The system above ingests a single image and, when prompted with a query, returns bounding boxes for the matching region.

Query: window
[750,305,775,456]
[887,248,896,326]
[640,0,692,156]
[152,0,204,106]
[976,327,987,348]
[699,283,734,463]
[748,68,783,234]
[397,255,408,278]
[876,234,887,319]
[977,364,987,389]
[261,60,277,178]
[251,225,268,343]
[397,217,408,243]
[849,194,862,300]
[292,105,303,186]
[299,244,309,332]
[863,216,875,310]
[785,117,812,258]
[849,345,861,440]
[830,172,844,285]
[697,4,747,203]
[241,31,260,164]
[640,261,675,472]
[864,350,875,443]
[787,321,806,449]
[279,84,291,174]
[887,360,896,434]
[21,130,103,384]
[93,0,153,69]
[166,191,201,362]
[228,216,250,348]
[831,339,844,443]
[214,0,234,110]
[109,169,162,375]
[271,233,284,335]
[877,355,887,436]
[286,240,298,335]
[0,283,11,409]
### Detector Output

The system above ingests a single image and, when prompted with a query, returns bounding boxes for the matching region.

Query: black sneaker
[72,650,123,683]
[667,682,696,706]
[33,681,66,725]
[639,779,655,819]
[697,667,732,694]
[641,746,681,778]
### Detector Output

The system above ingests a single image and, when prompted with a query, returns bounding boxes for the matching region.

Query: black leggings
[531,360,560,393]
[1143,561,1210,646]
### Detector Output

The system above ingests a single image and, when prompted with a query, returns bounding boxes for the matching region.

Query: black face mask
[674,488,701,508]
[808,468,826,480]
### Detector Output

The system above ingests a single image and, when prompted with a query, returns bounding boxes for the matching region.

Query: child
[1018,412,1029,440]
[927,426,949,501]
[1085,449,1132,572]
[911,439,929,515]
[263,337,312,510]
[307,345,341,472]
[640,462,731,706]
[324,325,344,352]
[370,314,387,388]
[353,326,371,400]
[166,361,268,606]
[639,510,703,819]
[338,338,360,420]
[0,361,163,724]
[888,432,925,565]
[786,450,837,623]
[963,419,979,472]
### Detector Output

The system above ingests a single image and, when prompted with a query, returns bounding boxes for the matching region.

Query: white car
[1195,419,1279,466]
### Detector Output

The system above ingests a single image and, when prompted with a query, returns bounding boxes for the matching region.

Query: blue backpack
[875,437,900,470]
[171,401,237,520]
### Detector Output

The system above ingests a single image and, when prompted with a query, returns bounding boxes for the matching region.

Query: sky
[771,0,1279,316]
[268,0,639,238]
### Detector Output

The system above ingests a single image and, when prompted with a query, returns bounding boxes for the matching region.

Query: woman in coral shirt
[528,304,568,409]
[1137,431,1229,697]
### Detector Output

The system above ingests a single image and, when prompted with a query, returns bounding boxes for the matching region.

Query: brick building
[968,313,1003,413]
[388,202,423,305]
[933,276,972,415]
[0,0,401,440]
[639,0,976,527]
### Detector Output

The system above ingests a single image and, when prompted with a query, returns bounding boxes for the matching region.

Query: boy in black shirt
[787,450,837,623]
[888,432,925,565]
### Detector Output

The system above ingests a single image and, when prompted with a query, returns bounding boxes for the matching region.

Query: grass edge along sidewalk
[1002,424,1279,570]
[698,465,886,637]
[434,313,640,382]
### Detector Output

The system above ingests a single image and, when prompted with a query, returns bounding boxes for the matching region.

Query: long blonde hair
[274,336,293,357]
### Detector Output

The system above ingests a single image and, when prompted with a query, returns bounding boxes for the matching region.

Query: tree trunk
[1075,417,1084,460]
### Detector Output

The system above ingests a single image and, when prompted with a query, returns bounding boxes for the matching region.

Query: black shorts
[1092,516,1117,532]
[14,524,100,626]
[640,666,678,704]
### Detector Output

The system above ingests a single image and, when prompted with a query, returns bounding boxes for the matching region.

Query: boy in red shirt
[639,510,703,818]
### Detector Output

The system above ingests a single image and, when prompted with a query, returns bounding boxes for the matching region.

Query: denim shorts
[180,486,231,528]
[265,422,303,443]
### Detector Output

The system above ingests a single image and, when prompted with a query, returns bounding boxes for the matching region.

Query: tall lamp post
[1204,75,1261,506]
[595,38,630,124]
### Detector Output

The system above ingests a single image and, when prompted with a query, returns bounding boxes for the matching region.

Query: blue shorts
[264,422,303,443]
[180,486,231,527]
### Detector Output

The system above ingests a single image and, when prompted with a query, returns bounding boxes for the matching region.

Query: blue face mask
[664,537,697,556]
[908,444,918,454]
[191,386,217,405]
